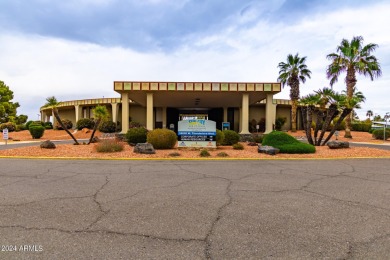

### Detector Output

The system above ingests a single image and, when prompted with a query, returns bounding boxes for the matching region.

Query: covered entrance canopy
[114,81,281,134]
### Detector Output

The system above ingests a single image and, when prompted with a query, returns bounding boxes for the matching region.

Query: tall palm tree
[88,105,109,144]
[278,53,312,132]
[44,97,79,144]
[366,110,373,120]
[326,36,382,138]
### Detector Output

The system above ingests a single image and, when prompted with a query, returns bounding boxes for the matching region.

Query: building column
[40,111,44,122]
[121,93,129,133]
[146,92,154,131]
[162,107,167,128]
[265,93,277,134]
[111,103,119,123]
[52,110,57,127]
[223,107,228,122]
[239,93,250,134]
[75,105,83,123]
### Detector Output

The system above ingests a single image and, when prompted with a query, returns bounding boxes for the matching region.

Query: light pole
[384,113,390,141]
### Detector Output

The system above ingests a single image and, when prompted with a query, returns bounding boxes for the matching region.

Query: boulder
[258,145,280,155]
[133,143,156,154]
[81,128,90,134]
[327,141,349,149]
[40,140,56,149]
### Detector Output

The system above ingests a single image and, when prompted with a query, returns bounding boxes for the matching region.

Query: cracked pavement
[0,158,389,259]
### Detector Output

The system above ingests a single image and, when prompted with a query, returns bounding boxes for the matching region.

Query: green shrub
[351,122,372,132]
[216,129,225,146]
[129,121,143,128]
[147,129,177,149]
[222,130,240,145]
[29,125,45,139]
[125,127,148,145]
[26,120,43,129]
[232,143,244,150]
[99,121,117,133]
[76,118,95,130]
[200,149,210,157]
[55,119,73,130]
[275,117,287,131]
[16,124,26,132]
[43,122,53,129]
[95,139,124,153]
[372,129,390,140]
[0,122,16,132]
[217,152,229,157]
[262,131,316,154]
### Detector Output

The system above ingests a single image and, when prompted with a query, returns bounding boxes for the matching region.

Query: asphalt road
[0,159,389,259]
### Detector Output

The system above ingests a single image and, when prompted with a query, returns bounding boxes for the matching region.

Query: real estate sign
[178,120,216,148]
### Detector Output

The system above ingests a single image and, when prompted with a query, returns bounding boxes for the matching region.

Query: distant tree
[43,96,79,145]
[326,36,382,138]
[0,80,20,123]
[278,53,312,132]
[88,105,109,144]
[373,114,382,121]
[366,110,373,120]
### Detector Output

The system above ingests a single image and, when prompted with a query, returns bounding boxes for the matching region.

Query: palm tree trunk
[344,69,356,138]
[88,118,101,144]
[313,110,324,144]
[306,105,314,145]
[53,108,79,145]
[291,100,298,132]
[322,108,352,145]
[316,104,338,146]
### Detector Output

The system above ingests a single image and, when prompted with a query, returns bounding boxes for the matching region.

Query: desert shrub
[200,149,210,157]
[275,117,287,131]
[29,125,45,139]
[222,130,240,145]
[217,152,229,157]
[351,122,372,132]
[125,127,148,145]
[232,143,244,150]
[76,118,95,130]
[147,129,177,149]
[95,139,124,153]
[0,122,16,132]
[55,119,73,130]
[262,131,316,154]
[253,134,264,143]
[15,124,26,131]
[372,129,390,140]
[169,152,181,157]
[216,129,225,146]
[240,134,254,142]
[99,121,117,133]
[43,122,53,129]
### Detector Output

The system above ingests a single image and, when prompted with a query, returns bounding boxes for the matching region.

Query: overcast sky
[0,0,389,121]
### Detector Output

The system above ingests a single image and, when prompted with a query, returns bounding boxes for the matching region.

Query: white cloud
[0,1,389,120]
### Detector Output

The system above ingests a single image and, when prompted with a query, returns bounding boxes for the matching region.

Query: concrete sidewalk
[0,159,389,259]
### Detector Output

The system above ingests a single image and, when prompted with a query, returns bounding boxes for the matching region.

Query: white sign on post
[2,128,9,145]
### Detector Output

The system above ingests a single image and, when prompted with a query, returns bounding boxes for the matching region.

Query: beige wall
[130,106,146,126]
[59,108,76,126]
[249,106,266,121]
[276,106,291,131]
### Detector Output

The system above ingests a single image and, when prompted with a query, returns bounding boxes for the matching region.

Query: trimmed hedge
[99,121,117,133]
[262,131,316,154]
[147,129,177,149]
[351,122,372,132]
[0,122,16,132]
[125,127,148,144]
[372,129,390,140]
[29,125,45,139]
[76,118,95,130]
[222,130,240,145]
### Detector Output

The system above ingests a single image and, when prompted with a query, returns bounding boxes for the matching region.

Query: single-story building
[40,81,300,134]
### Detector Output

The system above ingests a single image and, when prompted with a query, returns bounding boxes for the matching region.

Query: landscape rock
[134,143,156,154]
[327,141,349,149]
[40,140,56,149]
[258,145,280,155]
[81,128,90,134]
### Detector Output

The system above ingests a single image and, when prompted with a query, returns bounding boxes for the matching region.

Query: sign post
[2,128,9,145]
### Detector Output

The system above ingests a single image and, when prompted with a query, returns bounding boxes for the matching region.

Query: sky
[0,0,389,121]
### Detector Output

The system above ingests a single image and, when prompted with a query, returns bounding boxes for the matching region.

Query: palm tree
[44,96,79,145]
[88,105,109,144]
[299,94,318,145]
[326,36,382,138]
[278,53,312,132]
[366,110,373,120]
